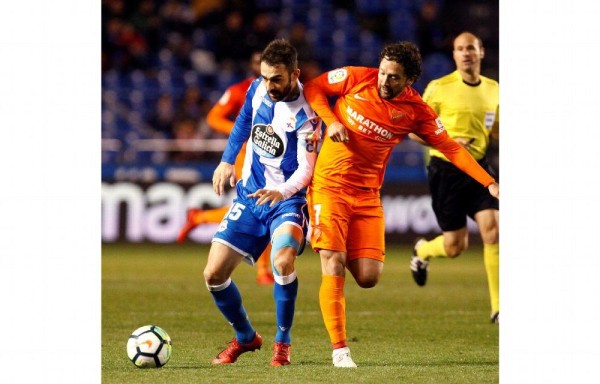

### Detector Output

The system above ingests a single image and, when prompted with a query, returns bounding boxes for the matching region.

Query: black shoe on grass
[410,238,428,286]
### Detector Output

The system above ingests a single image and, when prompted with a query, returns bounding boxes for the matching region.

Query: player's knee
[446,242,466,258]
[203,267,226,286]
[271,233,300,275]
[356,275,379,289]
[319,250,346,275]
[480,225,499,244]
[273,251,295,275]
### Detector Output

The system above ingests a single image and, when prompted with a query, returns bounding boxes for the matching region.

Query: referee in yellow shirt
[409,31,500,324]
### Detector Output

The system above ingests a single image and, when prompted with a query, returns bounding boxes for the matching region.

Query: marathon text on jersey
[346,105,394,141]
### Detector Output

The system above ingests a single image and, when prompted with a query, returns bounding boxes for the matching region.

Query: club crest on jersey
[252,124,284,158]
[327,68,347,84]
[391,110,404,120]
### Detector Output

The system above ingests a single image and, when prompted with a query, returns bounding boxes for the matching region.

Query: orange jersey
[304,67,494,190]
[206,77,255,135]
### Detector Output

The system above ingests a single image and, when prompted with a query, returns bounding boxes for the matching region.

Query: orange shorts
[307,184,385,262]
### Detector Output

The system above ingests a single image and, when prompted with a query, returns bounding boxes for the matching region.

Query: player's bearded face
[377,58,411,99]
[261,62,299,101]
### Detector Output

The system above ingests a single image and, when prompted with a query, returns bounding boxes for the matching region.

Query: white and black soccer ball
[126,325,172,368]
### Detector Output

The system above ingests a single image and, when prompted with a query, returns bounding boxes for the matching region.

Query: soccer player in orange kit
[177,51,274,285]
[303,41,499,368]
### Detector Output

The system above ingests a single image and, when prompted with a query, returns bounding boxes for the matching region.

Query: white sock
[332,346,350,357]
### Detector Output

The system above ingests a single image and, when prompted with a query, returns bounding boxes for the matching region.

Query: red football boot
[270,342,291,366]
[211,333,263,365]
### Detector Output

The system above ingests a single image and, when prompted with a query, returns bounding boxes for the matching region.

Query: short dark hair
[260,38,298,73]
[379,41,422,83]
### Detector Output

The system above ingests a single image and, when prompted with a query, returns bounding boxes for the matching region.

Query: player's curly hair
[379,41,422,83]
[261,38,298,73]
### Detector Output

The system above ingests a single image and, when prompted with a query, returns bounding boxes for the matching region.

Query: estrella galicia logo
[252,124,285,158]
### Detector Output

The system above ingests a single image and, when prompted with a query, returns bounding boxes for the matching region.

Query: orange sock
[319,275,346,348]
[193,206,231,225]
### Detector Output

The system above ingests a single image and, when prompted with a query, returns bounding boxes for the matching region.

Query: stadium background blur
[101,0,499,244]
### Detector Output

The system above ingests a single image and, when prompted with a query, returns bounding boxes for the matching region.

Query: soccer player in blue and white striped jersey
[203,39,322,367]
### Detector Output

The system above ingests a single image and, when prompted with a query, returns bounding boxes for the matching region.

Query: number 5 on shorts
[227,202,246,221]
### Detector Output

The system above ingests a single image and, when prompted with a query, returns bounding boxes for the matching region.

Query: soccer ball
[126,325,172,368]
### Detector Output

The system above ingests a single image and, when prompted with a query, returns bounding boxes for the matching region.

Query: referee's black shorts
[427,156,499,232]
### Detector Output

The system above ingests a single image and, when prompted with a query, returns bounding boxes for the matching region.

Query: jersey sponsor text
[252,124,284,158]
[346,105,393,140]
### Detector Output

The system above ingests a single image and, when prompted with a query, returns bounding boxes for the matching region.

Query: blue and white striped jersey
[221,78,322,199]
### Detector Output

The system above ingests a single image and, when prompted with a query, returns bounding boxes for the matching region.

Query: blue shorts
[212,185,309,265]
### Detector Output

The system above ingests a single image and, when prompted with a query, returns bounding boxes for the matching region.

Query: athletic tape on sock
[272,233,301,253]
[206,277,232,292]
[274,270,297,285]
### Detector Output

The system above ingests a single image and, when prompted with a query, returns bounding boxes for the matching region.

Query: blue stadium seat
[128,90,146,115]
[334,9,360,34]
[358,31,383,66]
[216,69,236,91]
[332,30,360,62]
[421,52,453,85]
[282,0,308,7]
[356,0,386,15]
[157,48,176,70]
[388,11,417,42]
[183,70,202,88]
[387,0,422,13]
[103,69,120,89]
[256,0,282,10]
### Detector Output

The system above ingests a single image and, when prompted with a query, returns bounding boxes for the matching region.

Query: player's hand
[248,189,284,207]
[327,121,349,143]
[488,182,499,199]
[212,162,236,195]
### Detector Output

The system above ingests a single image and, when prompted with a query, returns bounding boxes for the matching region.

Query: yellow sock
[484,243,499,314]
[319,275,346,347]
[416,235,447,261]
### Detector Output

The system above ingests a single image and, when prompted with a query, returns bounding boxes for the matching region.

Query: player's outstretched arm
[212,162,236,196]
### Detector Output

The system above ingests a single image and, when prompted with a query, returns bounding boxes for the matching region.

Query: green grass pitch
[102,243,498,383]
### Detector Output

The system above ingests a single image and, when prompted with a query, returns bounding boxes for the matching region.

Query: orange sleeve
[414,103,495,187]
[206,102,235,135]
[304,67,373,127]
[434,136,495,187]
[206,80,249,135]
